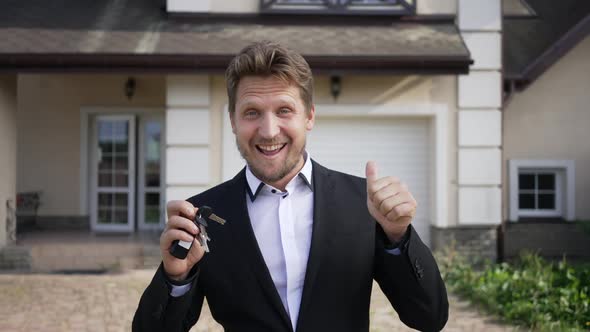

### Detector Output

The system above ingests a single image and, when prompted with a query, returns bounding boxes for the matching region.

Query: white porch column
[165,76,212,204]
[457,0,503,226]
[0,75,17,247]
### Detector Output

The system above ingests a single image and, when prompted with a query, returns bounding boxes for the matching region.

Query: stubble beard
[236,136,306,185]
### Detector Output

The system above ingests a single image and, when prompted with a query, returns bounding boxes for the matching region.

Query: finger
[371,185,400,207]
[378,192,413,217]
[385,202,416,222]
[190,237,205,253]
[167,215,199,235]
[368,176,401,199]
[372,182,410,203]
[160,228,198,250]
[365,161,379,187]
[187,237,206,263]
[166,200,197,220]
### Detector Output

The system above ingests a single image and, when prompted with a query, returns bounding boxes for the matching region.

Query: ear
[229,111,237,134]
[305,105,315,131]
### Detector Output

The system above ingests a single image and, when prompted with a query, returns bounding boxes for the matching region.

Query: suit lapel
[226,169,293,331]
[296,160,337,329]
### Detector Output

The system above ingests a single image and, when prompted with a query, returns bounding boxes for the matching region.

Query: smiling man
[133,41,448,332]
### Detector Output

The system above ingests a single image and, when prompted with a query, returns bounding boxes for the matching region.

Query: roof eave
[506,14,590,90]
[0,54,472,75]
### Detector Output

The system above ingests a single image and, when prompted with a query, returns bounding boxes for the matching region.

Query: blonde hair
[225,41,314,114]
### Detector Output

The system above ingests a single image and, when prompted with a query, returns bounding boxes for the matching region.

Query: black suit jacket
[133,160,448,332]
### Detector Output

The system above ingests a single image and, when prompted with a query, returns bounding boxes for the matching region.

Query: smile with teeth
[256,143,287,155]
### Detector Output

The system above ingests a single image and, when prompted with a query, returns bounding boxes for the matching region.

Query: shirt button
[271,189,276,193]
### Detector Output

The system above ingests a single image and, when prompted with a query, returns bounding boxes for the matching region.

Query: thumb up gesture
[366,161,417,242]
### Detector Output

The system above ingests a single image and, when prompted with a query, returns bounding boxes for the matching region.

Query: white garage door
[306,117,431,245]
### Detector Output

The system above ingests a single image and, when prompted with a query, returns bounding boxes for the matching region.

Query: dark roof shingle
[0,0,470,73]
[504,0,590,80]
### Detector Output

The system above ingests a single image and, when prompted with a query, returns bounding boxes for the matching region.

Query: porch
[0,228,161,272]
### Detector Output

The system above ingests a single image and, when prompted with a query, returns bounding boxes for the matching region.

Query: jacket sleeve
[373,224,449,332]
[132,263,205,332]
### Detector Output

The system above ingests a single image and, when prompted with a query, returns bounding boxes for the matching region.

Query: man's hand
[366,161,417,242]
[160,200,205,281]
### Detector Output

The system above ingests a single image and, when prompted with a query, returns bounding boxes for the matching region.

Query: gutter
[0,54,472,75]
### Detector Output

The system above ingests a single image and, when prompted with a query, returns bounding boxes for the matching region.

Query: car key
[194,206,226,253]
[195,214,211,253]
[169,206,225,259]
[198,206,226,225]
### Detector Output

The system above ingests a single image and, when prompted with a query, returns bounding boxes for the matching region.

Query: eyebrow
[238,99,297,111]
[237,101,261,112]
[277,100,297,108]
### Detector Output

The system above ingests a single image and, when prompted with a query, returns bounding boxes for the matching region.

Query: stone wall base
[17,215,89,233]
[0,246,31,271]
[431,225,499,263]
[503,220,590,261]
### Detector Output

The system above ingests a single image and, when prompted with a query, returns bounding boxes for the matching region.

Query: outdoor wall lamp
[330,75,341,100]
[125,77,136,99]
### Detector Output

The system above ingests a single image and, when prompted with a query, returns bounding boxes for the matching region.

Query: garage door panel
[307,117,431,245]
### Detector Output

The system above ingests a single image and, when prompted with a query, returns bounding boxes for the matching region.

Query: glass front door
[91,115,135,232]
[138,116,165,230]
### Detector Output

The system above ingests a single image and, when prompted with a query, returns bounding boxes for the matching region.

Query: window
[260,0,416,15]
[509,160,575,221]
[517,170,561,215]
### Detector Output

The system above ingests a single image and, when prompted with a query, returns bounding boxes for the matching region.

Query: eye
[278,108,292,115]
[244,109,259,118]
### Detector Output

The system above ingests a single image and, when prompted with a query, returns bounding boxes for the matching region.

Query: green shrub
[437,246,590,331]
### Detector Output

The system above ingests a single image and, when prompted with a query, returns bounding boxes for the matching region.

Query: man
[133,41,448,332]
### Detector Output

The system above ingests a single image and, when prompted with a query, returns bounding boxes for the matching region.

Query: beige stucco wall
[209,76,228,185]
[17,74,165,216]
[210,0,456,15]
[209,74,458,227]
[0,75,18,247]
[503,36,590,220]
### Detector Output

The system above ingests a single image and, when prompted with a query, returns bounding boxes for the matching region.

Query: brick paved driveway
[0,270,520,332]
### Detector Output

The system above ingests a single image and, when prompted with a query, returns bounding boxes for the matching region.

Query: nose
[258,113,280,139]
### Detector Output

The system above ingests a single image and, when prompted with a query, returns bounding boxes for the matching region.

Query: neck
[266,155,305,192]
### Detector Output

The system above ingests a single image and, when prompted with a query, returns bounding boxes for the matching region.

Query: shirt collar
[246,152,313,202]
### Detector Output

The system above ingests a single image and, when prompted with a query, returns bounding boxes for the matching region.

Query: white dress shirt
[245,153,313,331]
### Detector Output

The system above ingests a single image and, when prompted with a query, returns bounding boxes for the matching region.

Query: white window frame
[509,159,575,221]
[516,169,562,217]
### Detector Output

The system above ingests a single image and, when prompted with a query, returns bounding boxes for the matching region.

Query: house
[501,0,590,261]
[1,0,581,271]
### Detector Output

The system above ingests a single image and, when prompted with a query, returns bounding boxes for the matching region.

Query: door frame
[90,114,136,232]
[80,107,165,232]
[137,114,166,231]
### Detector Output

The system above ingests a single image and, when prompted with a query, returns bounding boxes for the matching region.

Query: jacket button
[414,259,424,279]
[416,268,424,279]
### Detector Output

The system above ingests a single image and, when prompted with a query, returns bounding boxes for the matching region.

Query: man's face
[231,76,315,188]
